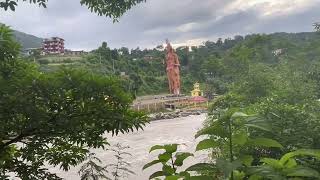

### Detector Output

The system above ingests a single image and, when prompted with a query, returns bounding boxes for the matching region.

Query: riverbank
[148,108,207,121]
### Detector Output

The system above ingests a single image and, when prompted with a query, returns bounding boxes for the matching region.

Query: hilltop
[0,23,43,49]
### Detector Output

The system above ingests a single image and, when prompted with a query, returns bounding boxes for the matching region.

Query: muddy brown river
[48,114,207,180]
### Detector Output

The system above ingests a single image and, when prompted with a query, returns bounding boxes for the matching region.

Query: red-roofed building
[42,37,64,55]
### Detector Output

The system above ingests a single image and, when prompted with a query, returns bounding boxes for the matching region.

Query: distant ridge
[13,30,43,49]
[0,22,43,49]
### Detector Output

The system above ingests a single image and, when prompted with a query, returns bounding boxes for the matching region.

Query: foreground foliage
[145,112,320,179]
[0,25,147,179]
[78,143,134,180]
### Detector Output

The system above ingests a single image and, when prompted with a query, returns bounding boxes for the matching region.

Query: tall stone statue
[165,39,181,95]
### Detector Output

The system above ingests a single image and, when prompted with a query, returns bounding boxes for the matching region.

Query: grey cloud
[0,0,319,50]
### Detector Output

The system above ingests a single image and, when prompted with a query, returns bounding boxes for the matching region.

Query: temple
[191,82,203,97]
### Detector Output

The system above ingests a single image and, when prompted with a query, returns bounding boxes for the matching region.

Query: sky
[0,0,319,50]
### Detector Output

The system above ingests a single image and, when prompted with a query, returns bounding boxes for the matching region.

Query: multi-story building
[42,37,64,55]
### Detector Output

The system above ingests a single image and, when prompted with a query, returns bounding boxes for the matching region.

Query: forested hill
[13,30,43,49]
[0,23,43,49]
[33,31,320,96]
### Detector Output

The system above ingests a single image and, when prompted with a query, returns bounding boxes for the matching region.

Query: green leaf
[244,123,271,132]
[188,176,214,180]
[279,149,320,165]
[149,171,165,179]
[196,139,218,151]
[247,138,283,148]
[231,112,250,119]
[244,117,271,132]
[150,144,179,153]
[239,155,254,166]
[216,159,242,177]
[164,144,178,153]
[185,163,216,172]
[260,158,282,169]
[195,122,228,138]
[246,166,282,179]
[234,170,246,180]
[174,152,194,166]
[165,175,182,180]
[149,145,164,153]
[248,174,263,180]
[179,171,190,178]
[143,160,162,170]
[163,164,175,175]
[286,166,320,178]
[9,3,15,11]
[233,131,248,145]
[284,158,297,168]
[158,152,172,162]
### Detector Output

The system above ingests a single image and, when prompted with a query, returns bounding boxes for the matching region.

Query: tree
[78,153,110,180]
[314,22,320,32]
[29,48,42,62]
[95,42,112,63]
[119,47,129,56]
[0,25,21,78]
[0,25,147,179]
[106,143,135,180]
[0,0,146,21]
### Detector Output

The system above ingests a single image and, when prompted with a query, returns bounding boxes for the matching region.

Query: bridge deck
[132,94,205,112]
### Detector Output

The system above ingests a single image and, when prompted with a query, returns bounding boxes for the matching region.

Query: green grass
[37,55,86,65]
[38,55,84,62]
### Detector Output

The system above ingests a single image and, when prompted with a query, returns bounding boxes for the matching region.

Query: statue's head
[165,39,174,53]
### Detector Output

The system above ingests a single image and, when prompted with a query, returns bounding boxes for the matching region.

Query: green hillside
[0,22,43,49]
[13,30,43,49]
[33,31,320,96]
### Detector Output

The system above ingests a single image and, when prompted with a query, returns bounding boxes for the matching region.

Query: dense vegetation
[31,31,319,98]
[2,1,320,178]
[6,22,320,179]
[0,25,147,179]
[143,29,320,179]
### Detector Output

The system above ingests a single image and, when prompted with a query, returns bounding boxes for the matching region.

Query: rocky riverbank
[148,109,207,121]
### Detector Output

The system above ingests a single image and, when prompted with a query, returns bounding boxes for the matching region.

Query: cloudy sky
[0,0,319,50]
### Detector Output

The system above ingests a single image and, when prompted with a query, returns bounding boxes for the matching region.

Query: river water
[49,114,207,180]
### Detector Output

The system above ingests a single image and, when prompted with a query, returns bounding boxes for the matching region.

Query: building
[42,37,65,55]
[21,48,41,56]
[143,55,155,61]
[64,49,88,56]
[272,48,285,56]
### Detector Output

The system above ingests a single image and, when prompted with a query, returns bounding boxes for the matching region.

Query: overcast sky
[0,0,319,50]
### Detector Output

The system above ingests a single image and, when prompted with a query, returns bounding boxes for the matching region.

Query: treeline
[37,31,320,97]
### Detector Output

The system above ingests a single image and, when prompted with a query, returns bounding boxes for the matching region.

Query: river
[48,114,207,180]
